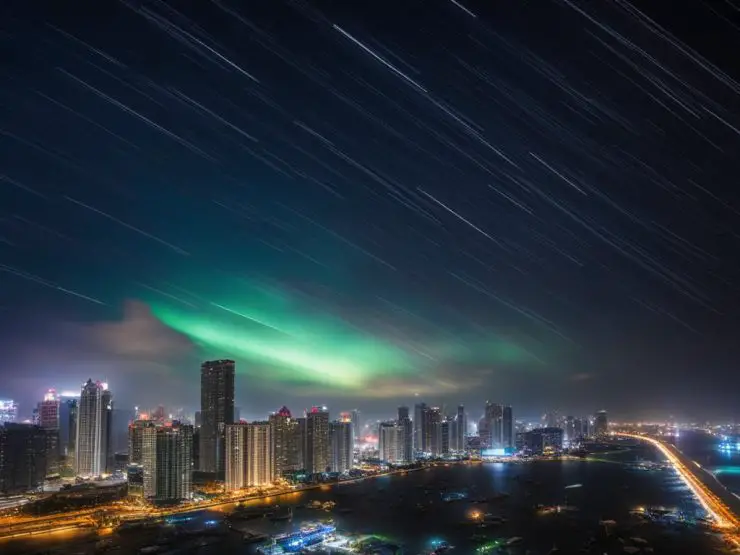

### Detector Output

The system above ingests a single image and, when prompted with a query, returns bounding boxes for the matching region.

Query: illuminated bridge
[618,433,740,531]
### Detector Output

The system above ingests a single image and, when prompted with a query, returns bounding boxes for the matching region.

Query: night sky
[2,0,740,421]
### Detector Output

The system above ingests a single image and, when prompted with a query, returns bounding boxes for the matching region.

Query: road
[617,433,740,531]
[0,467,423,541]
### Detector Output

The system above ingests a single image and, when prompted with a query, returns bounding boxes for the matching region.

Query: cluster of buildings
[0,359,611,504]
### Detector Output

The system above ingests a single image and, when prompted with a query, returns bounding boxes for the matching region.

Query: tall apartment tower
[329,420,353,473]
[225,422,273,490]
[38,389,61,475]
[75,380,112,477]
[413,402,429,456]
[305,407,329,475]
[141,422,193,502]
[269,407,301,477]
[199,360,235,473]
[454,405,466,452]
[397,406,413,463]
[378,421,402,464]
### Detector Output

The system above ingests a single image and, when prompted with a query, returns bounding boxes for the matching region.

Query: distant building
[199,360,235,474]
[397,406,413,463]
[305,407,329,475]
[482,402,513,450]
[350,409,361,443]
[518,427,563,455]
[440,419,450,456]
[38,390,61,476]
[428,407,443,456]
[594,410,608,437]
[269,407,301,476]
[59,398,78,460]
[0,423,48,493]
[0,400,18,425]
[141,422,193,502]
[378,421,402,464]
[413,402,429,456]
[128,420,155,465]
[329,420,353,473]
[76,380,112,477]
[453,405,466,452]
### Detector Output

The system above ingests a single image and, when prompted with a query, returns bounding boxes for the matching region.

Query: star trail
[1,0,740,418]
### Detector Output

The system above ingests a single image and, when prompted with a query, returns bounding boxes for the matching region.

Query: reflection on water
[3,449,724,555]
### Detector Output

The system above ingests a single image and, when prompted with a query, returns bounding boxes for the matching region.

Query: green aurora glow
[149,283,542,395]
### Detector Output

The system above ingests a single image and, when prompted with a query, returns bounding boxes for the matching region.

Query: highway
[617,433,740,531]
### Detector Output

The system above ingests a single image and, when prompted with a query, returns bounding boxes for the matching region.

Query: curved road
[617,433,740,531]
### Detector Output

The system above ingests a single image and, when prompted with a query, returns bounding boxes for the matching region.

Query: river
[6,444,728,554]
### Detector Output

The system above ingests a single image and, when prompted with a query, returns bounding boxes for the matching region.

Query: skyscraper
[75,380,112,477]
[482,402,513,450]
[429,407,443,456]
[199,360,235,474]
[454,405,466,452]
[0,400,17,424]
[226,422,273,489]
[59,398,77,459]
[38,390,61,476]
[269,406,301,477]
[0,423,47,493]
[329,420,353,473]
[413,402,429,456]
[305,407,329,475]
[502,405,513,450]
[350,409,361,443]
[397,406,412,463]
[594,410,608,436]
[225,423,247,491]
[378,421,402,464]
[141,422,193,502]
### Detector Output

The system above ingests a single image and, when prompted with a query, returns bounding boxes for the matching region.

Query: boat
[244,532,268,544]
[270,507,293,521]
[257,522,336,554]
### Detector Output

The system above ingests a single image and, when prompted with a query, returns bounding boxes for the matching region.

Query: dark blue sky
[2,0,740,421]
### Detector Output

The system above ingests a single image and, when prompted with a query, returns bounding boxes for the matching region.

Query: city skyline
[3,1,740,420]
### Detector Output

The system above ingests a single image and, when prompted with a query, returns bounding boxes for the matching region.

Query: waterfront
[4,445,728,555]
[676,431,740,495]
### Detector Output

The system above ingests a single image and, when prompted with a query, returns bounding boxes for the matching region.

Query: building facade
[269,407,302,477]
[75,380,112,477]
[0,423,47,493]
[397,406,413,463]
[141,422,193,502]
[199,360,235,474]
[329,420,353,473]
[594,410,608,437]
[378,421,402,464]
[305,407,329,475]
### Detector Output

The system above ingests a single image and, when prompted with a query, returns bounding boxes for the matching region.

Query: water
[6,447,726,554]
[676,430,740,495]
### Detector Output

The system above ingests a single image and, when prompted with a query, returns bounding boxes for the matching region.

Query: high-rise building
[454,405,466,452]
[397,406,412,463]
[518,427,563,455]
[0,400,18,424]
[305,407,329,475]
[378,421,402,464]
[269,407,301,477]
[428,407,443,456]
[38,390,60,429]
[594,410,608,437]
[502,405,513,450]
[0,423,48,493]
[413,402,430,456]
[75,380,112,477]
[38,390,61,476]
[295,417,306,471]
[128,420,154,465]
[59,398,78,460]
[350,410,361,443]
[482,403,513,450]
[225,422,273,490]
[199,360,235,474]
[141,422,193,502]
[440,419,450,456]
[329,420,353,473]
